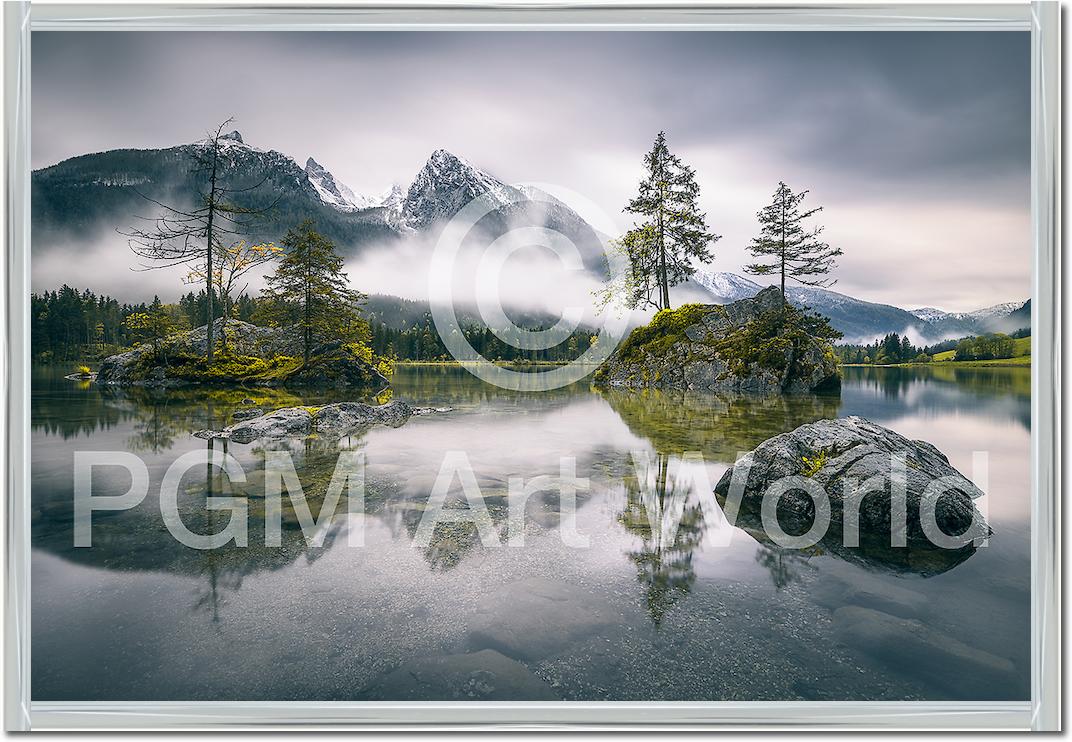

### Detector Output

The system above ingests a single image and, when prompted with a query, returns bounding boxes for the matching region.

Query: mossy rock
[596,287,841,394]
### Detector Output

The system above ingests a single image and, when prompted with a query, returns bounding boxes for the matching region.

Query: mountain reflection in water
[31,364,1030,702]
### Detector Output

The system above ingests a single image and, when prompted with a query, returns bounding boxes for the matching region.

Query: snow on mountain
[400,149,525,230]
[378,183,407,212]
[963,301,1025,323]
[305,157,378,211]
[689,271,1029,343]
[690,270,763,303]
[909,307,950,323]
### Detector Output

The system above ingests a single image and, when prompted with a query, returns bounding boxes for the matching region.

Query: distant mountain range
[32,131,604,266]
[689,270,1029,343]
[32,131,1028,344]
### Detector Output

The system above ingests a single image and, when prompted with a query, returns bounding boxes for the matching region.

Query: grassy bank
[842,336,1031,369]
[394,360,583,368]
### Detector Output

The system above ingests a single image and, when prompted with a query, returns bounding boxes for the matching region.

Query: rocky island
[595,287,840,394]
[96,318,388,390]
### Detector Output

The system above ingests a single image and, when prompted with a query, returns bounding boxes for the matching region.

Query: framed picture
[4,1,1060,731]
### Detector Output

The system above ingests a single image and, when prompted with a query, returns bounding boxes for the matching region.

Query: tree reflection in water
[619,452,706,626]
[753,544,814,591]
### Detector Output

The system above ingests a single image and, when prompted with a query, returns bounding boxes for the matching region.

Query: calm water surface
[31,364,1030,701]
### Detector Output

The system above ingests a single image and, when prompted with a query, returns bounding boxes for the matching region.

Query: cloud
[31,30,1031,312]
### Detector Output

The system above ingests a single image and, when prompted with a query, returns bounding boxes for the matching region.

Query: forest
[30,285,596,365]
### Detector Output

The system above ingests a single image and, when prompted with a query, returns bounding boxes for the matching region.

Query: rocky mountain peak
[220,130,244,144]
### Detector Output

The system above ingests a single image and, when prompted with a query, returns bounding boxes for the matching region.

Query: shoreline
[841,357,1031,369]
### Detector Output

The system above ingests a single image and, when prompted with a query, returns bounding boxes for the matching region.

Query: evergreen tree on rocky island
[258,220,369,364]
[744,182,842,304]
[619,132,719,311]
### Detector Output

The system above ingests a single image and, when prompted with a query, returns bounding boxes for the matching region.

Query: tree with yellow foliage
[187,239,281,353]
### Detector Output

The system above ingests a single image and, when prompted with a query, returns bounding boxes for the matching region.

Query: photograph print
[28,28,1031,705]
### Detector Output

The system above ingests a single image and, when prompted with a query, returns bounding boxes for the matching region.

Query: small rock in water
[411,406,453,416]
[197,399,416,443]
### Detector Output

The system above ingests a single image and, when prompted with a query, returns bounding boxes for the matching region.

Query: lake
[30,364,1031,702]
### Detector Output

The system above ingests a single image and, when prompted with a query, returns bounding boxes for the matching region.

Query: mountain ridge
[689,270,1028,343]
[31,132,1028,344]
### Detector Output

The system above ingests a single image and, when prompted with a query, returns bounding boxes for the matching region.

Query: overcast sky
[32,31,1030,311]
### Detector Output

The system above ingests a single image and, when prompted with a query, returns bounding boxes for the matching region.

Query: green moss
[614,304,710,365]
[709,304,840,381]
[140,349,305,383]
[800,450,828,477]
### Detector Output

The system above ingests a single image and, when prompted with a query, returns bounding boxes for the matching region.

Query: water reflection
[754,545,814,591]
[30,364,1030,702]
[842,366,1030,431]
[618,453,706,626]
[720,488,979,580]
[601,387,840,463]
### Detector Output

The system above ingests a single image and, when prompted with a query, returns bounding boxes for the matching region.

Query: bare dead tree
[121,118,277,363]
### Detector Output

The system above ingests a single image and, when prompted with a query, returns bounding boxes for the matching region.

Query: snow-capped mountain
[690,271,763,303]
[304,157,377,210]
[390,149,606,267]
[399,149,524,230]
[963,301,1025,323]
[690,270,1028,343]
[31,135,603,265]
[378,183,407,213]
[908,307,950,323]
[908,301,1029,336]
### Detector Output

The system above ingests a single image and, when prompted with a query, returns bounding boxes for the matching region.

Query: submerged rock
[196,399,421,444]
[467,577,615,662]
[595,286,840,394]
[714,416,989,571]
[231,407,264,422]
[832,606,1019,699]
[360,650,558,701]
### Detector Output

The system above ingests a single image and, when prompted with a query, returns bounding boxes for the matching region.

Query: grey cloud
[31,30,1031,311]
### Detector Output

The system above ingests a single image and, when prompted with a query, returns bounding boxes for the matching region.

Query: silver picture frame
[3,1,1060,730]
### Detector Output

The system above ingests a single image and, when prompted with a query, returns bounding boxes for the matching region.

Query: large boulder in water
[595,286,840,394]
[714,416,989,572]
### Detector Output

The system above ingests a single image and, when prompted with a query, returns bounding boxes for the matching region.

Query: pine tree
[259,220,368,364]
[618,132,719,311]
[744,182,842,305]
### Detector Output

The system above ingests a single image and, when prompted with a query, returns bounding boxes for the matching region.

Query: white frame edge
[3,1,1060,731]
[1029,0,1061,733]
[4,0,32,733]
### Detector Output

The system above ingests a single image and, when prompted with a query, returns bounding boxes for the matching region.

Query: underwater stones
[361,649,558,701]
[466,577,615,662]
[231,407,264,422]
[811,572,929,620]
[832,606,1019,699]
